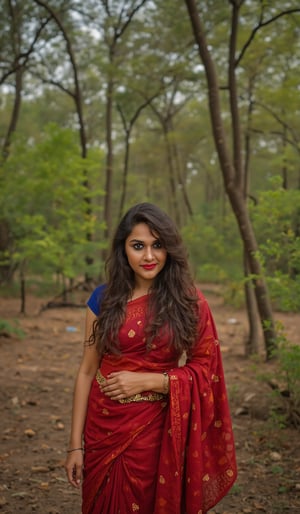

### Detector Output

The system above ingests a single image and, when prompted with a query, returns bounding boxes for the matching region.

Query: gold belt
[95,370,166,404]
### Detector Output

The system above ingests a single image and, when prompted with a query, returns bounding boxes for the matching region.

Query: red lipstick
[142,264,156,270]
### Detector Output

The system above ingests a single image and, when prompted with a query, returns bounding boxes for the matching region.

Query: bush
[257,324,300,429]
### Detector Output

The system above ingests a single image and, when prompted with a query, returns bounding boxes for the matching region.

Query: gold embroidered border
[96,370,166,404]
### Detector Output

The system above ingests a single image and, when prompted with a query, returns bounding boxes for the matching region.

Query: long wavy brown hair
[90,203,200,358]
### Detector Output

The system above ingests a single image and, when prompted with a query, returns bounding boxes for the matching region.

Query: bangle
[67,447,83,453]
[162,372,169,394]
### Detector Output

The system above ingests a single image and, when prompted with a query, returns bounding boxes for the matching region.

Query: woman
[65,203,237,514]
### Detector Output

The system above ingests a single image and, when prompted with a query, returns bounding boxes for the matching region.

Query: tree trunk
[20,261,26,315]
[282,127,288,189]
[243,76,261,354]
[0,64,22,280]
[184,0,276,359]
[228,188,276,358]
[169,119,193,221]
[118,128,130,221]
[0,2,24,282]
[103,76,114,242]
[2,67,23,159]
[163,126,181,226]
[243,249,260,355]
[101,1,148,246]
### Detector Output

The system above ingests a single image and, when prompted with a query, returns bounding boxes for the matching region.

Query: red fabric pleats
[82,379,167,514]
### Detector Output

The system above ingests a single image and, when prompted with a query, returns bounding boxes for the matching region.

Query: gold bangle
[162,372,169,394]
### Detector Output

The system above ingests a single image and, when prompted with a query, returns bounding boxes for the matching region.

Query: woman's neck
[130,285,150,301]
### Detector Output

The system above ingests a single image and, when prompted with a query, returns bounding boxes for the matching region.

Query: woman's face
[125,222,167,288]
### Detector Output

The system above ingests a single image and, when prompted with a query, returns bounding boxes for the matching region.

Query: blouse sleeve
[86,284,107,315]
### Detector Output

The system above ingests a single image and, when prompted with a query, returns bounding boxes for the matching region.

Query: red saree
[82,291,237,514]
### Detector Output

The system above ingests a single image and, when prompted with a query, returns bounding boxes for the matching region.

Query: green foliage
[266,272,300,312]
[251,180,300,311]
[257,323,300,429]
[0,124,105,283]
[273,336,300,429]
[0,319,25,339]
[182,210,243,285]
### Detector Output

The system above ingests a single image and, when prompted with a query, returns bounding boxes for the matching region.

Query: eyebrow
[128,238,160,243]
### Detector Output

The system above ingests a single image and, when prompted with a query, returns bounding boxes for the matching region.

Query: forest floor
[0,285,299,514]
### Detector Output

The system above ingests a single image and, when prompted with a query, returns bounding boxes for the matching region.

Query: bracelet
[162,372,169,394]
[67,447,83,453]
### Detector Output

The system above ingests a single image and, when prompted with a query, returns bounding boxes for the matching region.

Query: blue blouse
[87,284,106,315]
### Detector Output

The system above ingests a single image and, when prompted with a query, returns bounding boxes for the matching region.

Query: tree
[184,0,294,358]
[0,125,103,310]
[0,0,51,282]
[33,0,96,280]
[83,0,148,241]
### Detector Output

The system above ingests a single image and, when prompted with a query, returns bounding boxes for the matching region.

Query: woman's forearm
[68,371,95,448]
[103,370,169,400]
[144,372,169,394]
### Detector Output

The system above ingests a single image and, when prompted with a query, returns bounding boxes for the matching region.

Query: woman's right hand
[64,448,84,488]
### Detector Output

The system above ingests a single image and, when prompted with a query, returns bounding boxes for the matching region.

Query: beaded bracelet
[67,447,83,453]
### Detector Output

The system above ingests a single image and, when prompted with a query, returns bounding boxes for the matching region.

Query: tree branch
[236,7,300,66]
[33,0,87,157]
[0,16,51,86]
[254,100,299,147]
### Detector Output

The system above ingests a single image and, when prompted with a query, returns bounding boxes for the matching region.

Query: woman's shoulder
[194,287,211,310]
[92,283,107,295]
[195,286,206,302]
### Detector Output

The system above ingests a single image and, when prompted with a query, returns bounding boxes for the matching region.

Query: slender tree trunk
[118,128,130,221]
[101,1,148,248]
[229,189,276,358]
[117,91,163,219]
[2,67,23,159]
[243,250,259,355]
[169,120,193,220]
[0,1,23,283]
[20,261,26,315]
[0,65,22,280]
[282,127,288,189]
[104,76,114,242]
[243,77,260,353]
[163,126,181,226]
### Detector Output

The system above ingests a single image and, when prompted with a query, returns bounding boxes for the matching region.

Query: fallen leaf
[24,428,36,437]
[253,502,267,511]
[31,466,49,473]
[39,482,49,489]
[270,451,282,461]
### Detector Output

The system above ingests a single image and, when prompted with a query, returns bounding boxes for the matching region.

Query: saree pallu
[82,292,237,514]
[155,302,237,514]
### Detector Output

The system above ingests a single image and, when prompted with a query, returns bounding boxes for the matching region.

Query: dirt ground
[0,286,299,514]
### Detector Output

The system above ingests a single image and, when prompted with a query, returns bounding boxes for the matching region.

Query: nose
[144,246,154,261]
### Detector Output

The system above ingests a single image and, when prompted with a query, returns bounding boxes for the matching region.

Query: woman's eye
[133,243,143,250]
[153,241,162,249]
